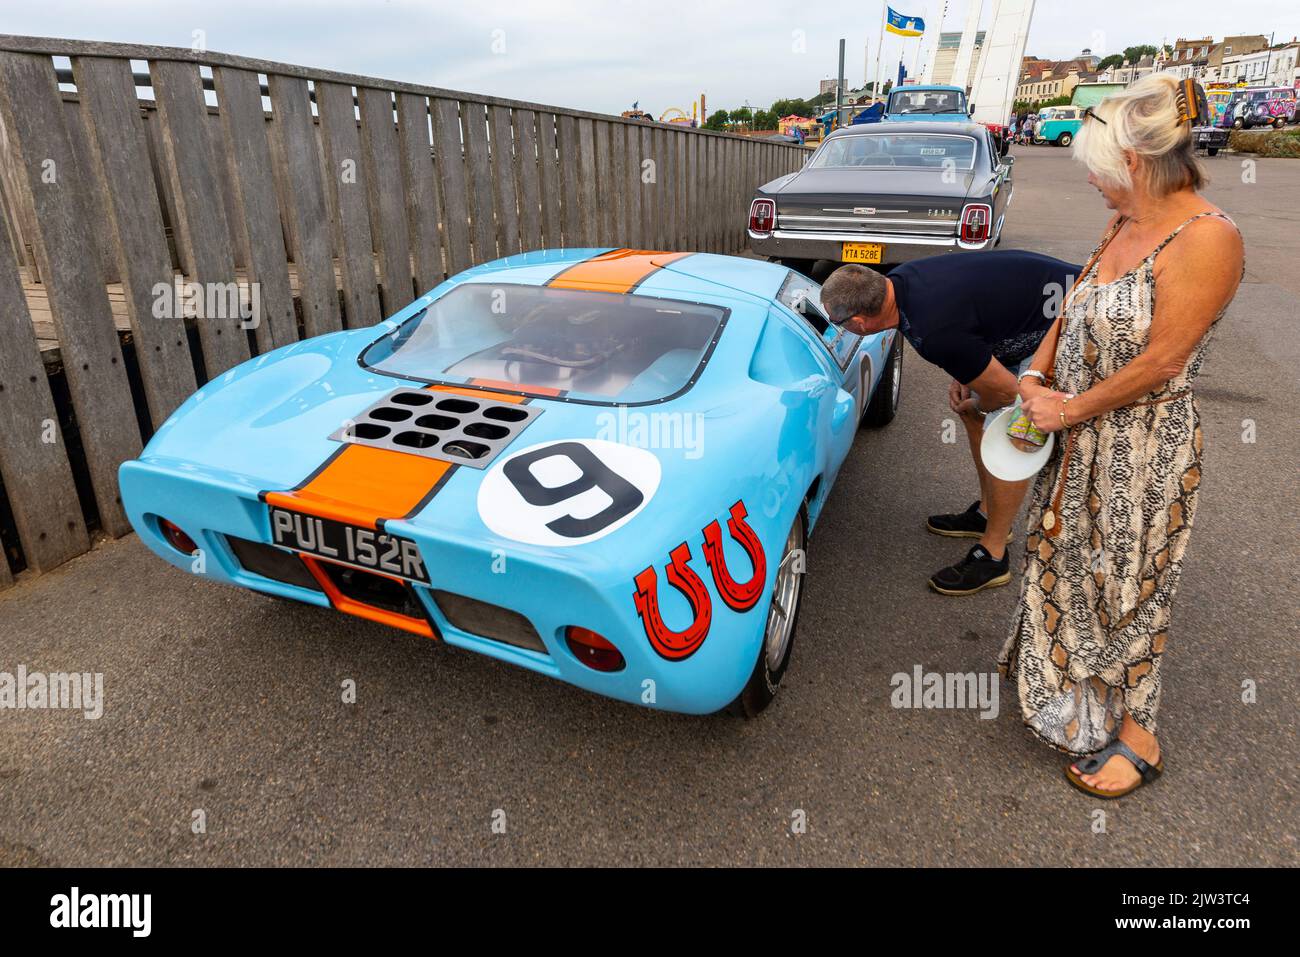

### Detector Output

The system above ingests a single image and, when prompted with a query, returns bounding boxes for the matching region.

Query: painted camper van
[1034,106,1083,146]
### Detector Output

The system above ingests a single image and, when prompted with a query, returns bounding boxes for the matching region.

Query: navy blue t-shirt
[889,250,1080,384]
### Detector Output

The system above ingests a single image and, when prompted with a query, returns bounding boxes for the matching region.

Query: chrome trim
[820,207,909,214]
[771,229,959,247]
[780,214,958,226]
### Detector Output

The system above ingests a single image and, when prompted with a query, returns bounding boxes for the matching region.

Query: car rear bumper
[120,458,766,715]
[749,227,996,265]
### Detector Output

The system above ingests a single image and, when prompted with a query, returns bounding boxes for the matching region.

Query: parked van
[1034,106,1083,146]
[1223,87,1297,129]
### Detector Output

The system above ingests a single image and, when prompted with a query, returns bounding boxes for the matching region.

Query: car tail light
[960,203,992,244]
[565,626,625,672]
[158,518,198,555]
[748,198,776,235]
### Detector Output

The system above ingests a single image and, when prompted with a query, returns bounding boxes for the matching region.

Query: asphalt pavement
[0,145,1295,866]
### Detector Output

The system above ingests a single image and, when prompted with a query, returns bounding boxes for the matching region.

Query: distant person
[1020,115,1033,144]
[1001,73,1243,798]
[819,250,1079,595]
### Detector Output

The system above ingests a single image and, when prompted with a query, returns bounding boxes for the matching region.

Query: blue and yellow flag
[885,7,925,37]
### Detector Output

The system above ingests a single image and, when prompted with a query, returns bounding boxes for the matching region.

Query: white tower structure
[950,0,983,90]
[968,0,1036,125]
[920,0,950,84]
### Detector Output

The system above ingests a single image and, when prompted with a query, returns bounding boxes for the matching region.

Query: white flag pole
[873,2,887,100]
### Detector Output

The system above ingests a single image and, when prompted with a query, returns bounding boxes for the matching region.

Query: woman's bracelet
[1018,370,1048,387]
[1060,393,1077,428]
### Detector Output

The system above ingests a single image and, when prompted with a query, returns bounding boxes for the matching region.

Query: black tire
[1057,131,1072,147]
[1207,147,1219,157]
[1274,117,1285,130]
[1232,117,1244,129]
[730,509,806,718]
[862,332,903,428]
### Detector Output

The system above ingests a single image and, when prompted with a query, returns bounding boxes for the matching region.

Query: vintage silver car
[747,121,1013,273]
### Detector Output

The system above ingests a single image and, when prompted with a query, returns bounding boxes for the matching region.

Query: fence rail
[0,35,806,586]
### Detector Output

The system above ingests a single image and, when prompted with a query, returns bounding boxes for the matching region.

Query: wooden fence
[0,35,806,587]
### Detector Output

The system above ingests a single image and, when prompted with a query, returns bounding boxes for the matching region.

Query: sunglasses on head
[1082,106,1107,126]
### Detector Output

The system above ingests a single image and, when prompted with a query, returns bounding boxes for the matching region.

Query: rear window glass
[888,89,965,114]
[810,133,977,170]
[360,283,726,404]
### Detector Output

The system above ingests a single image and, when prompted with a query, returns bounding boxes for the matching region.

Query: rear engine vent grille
[431,590,547,653]
[330,389,542,469]
[226,536,322,592]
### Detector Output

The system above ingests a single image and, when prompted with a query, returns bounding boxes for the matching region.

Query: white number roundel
[477,439,661,547]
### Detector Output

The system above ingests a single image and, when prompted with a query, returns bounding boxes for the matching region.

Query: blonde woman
[999,74,1244,798]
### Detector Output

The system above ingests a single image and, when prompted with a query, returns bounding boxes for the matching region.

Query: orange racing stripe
[546,248,691,293]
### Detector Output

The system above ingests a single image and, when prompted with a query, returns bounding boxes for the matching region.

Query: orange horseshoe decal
[633,542,713,661]
[701,500,767,612]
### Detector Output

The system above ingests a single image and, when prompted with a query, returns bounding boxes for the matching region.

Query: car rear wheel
[862,332,903,428]
[1057,131,1073,147]
[729,510,805,718]
[1207,147,1219,156]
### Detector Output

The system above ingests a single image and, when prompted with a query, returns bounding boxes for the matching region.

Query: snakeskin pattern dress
[998,212,1238,755]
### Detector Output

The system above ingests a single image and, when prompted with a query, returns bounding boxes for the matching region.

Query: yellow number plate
[841,242,883,264]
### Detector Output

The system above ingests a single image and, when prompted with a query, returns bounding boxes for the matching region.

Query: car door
[775,269,890,426]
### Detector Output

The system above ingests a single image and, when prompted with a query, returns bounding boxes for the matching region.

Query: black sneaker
[925,501,1013,543]
[926,501,986,538]
[928,545,1011,596]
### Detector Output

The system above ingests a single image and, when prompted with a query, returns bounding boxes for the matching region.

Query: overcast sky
[6,0,1300,116]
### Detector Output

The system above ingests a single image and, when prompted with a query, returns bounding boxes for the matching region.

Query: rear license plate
[268,507,429,584]
[842,241,883,264]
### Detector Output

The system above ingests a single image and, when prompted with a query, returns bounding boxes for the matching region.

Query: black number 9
[502,442,644,538]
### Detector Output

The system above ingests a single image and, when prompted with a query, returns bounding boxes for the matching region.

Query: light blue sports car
[120,249,903,716]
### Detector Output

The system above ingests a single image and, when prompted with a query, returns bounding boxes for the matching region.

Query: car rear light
[158,518,198,555]
[565,626,625,672]
[960,203,992,244]
[748,198,776,235]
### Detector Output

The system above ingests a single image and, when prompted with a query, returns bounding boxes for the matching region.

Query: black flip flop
[1065,739,1163,799]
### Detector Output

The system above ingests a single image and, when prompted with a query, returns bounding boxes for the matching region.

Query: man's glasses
[1082,106,1107,126]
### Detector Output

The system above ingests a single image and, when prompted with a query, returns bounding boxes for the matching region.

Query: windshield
[809,133,977,170]
[360,283,726,405]
[888,89,965,114]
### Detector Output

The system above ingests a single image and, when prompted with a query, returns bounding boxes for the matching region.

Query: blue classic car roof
[826,119,987,139]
